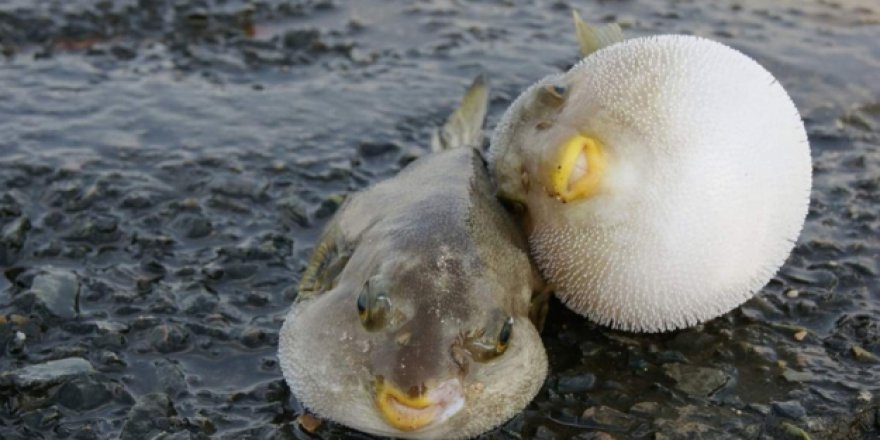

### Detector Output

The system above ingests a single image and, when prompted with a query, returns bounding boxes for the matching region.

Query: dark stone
[173,214,212,239]
[315,195,344,219]
[18,269,80,320]
[4,357,95,389]
[664,363,729,397]
[557,373,597,394]
[147,324,190,353]
[119,393,181,440]
[630,401,660,416]
[0,216,29,265]
[155,359,188,398]
[277,195,310,227]
[56,374,123,410]
[772,400,807,420]
[582,405,635,430]
[358,142,399,158]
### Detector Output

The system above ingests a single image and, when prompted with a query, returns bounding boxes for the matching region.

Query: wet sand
[0,0,878,438]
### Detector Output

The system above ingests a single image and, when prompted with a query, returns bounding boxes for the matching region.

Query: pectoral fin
[572,10,624,57]
[298,218,352,300]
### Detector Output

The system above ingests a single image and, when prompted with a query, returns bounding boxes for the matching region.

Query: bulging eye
[495,317,514,354]
[464,315,515,362]
[543,84,567,100]
[356,277,391,331]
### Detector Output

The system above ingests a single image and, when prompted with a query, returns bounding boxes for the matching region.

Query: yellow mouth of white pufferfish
[374,378,465,432]
[548,134,606,203]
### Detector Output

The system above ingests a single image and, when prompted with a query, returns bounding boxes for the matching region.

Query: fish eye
[495,316,514,354]
[356,277,391,331]
[544,83,567,100]
[464,315,514,362]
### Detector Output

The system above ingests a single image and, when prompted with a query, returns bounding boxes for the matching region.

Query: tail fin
[431,74,489,152]
[572,10,624,57]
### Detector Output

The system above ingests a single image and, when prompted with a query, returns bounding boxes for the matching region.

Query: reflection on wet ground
[0,0,878,438]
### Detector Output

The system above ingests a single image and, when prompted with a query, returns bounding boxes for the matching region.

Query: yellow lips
[548,134,606,203]
[374,378,465,432]
[375,381,438,431]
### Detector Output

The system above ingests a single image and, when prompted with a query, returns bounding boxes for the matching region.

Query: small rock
[780,421,811,439]
[298,414,322,433]
[793,329,808,341]
[174,285,218,315]
[155,359,187,397]
[852,346,879,363]
[315,194,344,219]
[358,142,399,158]
[120,393,181,440]
[785,289,799,298]
[56,374,121,410]
[4,357,95,389]
[582,406,634,430]
[533,425,556,440]
[21,269,80,320]
[557,373,596,394]
[173,214,212,239]
[630,401,660,416]
[147,324,190,353]
[781,369,814,383]
[748,403,771,415]
[0,216,29,265]
[663,363,729,397]
[772,400,806,420]
[278,196,312,228]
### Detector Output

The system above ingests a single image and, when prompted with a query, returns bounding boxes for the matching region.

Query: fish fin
[529,283,553,332]
[432,74,489,151]
[298,217,351,300]
[572,9,624,57]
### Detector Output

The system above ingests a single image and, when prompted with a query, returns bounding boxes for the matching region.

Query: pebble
[852,346,879,363]
[0,216,29,265]
[56,374,129,410]
[630,401,660,416]
[19,269,80,320]
[772,400,807,420]
[663,363,730,397]
[155,359,188,397]
[119,393,181,440]
[147,323,190,353]
[172,214,212,239]
[557,373,597,394]
[582,406,634,430]
[4,357,95,388]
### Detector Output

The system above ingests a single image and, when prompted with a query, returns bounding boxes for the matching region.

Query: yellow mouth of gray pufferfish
[374,378,465,432]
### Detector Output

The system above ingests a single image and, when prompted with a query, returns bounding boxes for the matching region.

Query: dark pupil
[499,317,513,344]
[553,85,566,96]
[356,292,368,314]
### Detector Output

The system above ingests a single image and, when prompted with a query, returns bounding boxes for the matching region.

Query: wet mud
[0,0,878,439]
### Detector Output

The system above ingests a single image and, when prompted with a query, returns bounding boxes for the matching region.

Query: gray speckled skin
[279,147,548,439]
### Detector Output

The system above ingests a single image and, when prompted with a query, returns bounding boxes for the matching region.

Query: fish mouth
[374,378,465,432]
[547,134,606,203]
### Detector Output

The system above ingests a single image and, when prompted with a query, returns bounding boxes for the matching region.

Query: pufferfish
[278,77,549,439]
[488,13,812,332]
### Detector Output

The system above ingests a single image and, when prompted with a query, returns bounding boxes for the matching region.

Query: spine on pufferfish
[431,75,489,152]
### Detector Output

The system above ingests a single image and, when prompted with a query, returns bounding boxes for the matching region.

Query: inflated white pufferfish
[489,13,812,332]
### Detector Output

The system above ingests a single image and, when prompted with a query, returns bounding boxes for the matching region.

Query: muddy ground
[0,0,878,439]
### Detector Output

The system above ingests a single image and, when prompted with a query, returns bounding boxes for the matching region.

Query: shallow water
[0,0,878,439]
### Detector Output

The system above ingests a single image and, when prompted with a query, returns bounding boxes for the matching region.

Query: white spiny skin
[489,35,812,332]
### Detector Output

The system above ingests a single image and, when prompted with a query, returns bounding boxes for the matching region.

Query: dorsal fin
[431,74,489,152]
[572,9,624,57]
